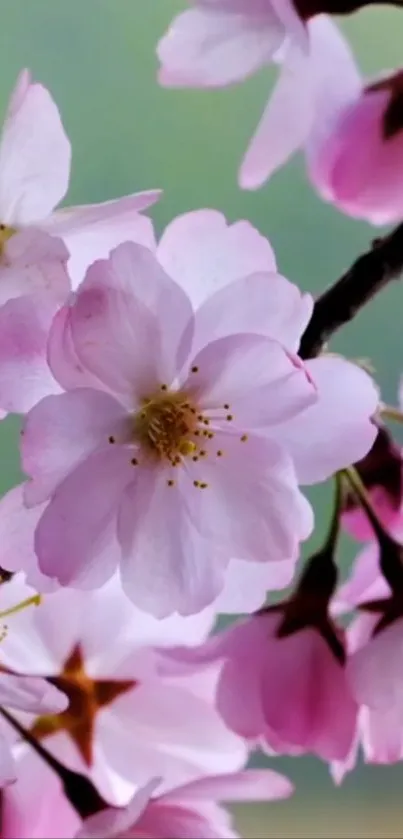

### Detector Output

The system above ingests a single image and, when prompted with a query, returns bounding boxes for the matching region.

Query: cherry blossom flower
[12,210,379,615]
[307,65,403,224]
[0,574,245,805]
[0,69,160,287]
[157,3,358,190]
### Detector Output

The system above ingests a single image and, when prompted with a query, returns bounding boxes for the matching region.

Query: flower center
[133,389,199,465]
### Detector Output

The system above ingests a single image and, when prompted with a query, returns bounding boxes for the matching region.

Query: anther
[167,479,175,487]
[240,434,248,442]
[226,414,233,421]
[203,419,210,426]
[131,457,138,466]
[208,432,214,439]
[193,480,200,487]
[199,450,206,457]
[224,403,230,410]
[217,450,223,457]
[160,384,168,391]
[192,456,199,462]
[200,482,208,489]
[108,435,116,444]
[191,366,199,373]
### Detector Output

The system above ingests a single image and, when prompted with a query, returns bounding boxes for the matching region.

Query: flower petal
[69,244,192,398]
[273,356,379,484]
[34,448,133,588]
[0,296,60,415]
[168,768,293,803]
[184,333,316,428]
[158,209,276,309]
[42,191,161,289]
[0,73,71,224]
[0,228,70,306]
[157,3,285,88]
[191,270,313,355]
[0,672,68,714]
[22,388,129,506]
[118,469,227,617]
[0,484,56,591]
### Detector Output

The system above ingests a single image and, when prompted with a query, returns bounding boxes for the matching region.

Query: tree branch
[299,222,403,360]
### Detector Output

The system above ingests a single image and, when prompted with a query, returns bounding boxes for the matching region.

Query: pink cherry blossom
[162,609,358,763]
[157,4,359,189]
[0,574,245,805]
[78,770,293,839]
[14,213,378,615]
[307,64,403,225]
[0,69,160,287]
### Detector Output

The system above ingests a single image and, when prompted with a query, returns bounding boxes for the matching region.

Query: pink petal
[260,628,357,761]
[157,209,276,309]
[42,191,161,288]
[305,16,361,180]
[361,705,403,764]
[239,40,314,189]
[215,556,295,614]
[347,618,403,711]
[22,388,129,506]
[0,74,71,224]
[191,270,313,355]
[0,736,15,788]
[157,3,285,88]
[69,244,192,399]
[332,543,388,616]
[183,435,313,564]
[47,304,107,392]
[0,672,67,714]
[273,356,379,484]
[169,768,293,803]
[0,296,61,415]
[118,469,228,617]
[184,333,316,427]
[0,228,70,307]
[34,448,133,588]
[0,484,56,591]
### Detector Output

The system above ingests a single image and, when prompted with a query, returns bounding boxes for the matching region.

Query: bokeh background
[2,2,403,836]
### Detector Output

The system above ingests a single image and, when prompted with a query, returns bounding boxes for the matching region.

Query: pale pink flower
[78,770,293,839]
[0,574,245,805]
[163,610,358,763]
[14,211,378,615]
[157,4,358,190]
[0,69,160,287]
[307,64,403,224]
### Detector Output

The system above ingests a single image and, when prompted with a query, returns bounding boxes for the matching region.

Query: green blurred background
[2,1,403,836]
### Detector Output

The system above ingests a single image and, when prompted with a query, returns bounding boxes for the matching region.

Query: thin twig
[300,222,403,359]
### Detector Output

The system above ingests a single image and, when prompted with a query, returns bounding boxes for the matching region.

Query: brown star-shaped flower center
[31,644,136,766]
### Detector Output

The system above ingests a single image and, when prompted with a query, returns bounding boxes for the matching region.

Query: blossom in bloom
[157,3,359,190]
[13,208,379,615]
[307,64,403,224]
[165,608,358,762]
[1,751,293,839]
[0,69,160,287]
[0,574,245,804]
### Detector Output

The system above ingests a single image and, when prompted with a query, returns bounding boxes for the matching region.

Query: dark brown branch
[299,222,403,360]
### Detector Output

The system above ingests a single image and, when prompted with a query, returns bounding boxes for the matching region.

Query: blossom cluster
[0,1,402,836]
